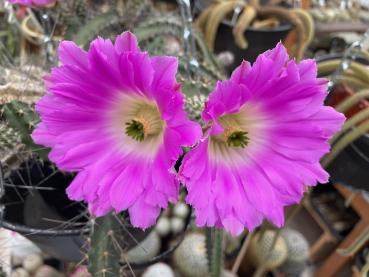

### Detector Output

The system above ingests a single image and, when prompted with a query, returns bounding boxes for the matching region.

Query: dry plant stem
[291,8,314,61]
[205,0,245,50]
[256,6,305,59]
[322,119,369,167]
[233,5,257,49]
[359,50,369,62]
[330,108,369,144]
[231,231,253,274]
[318,60,369,84]
[292,9,314,43]
[335,89,369,113]
[253,265,267,277]
[252,18,279,29]
[26,8,43,33]
[336,76,369,91]
[285,204,303,226]
[195,3,216,32]
[342,71,369,87]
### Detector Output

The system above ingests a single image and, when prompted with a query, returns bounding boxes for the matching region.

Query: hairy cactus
[174,232,209,277]
[0,120,25,172]
[0,101,48,160]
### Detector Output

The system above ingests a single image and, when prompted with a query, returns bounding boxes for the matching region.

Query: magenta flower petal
[179,42,345,236]
[114,32,139,53]
[32,32,202,229]
[58,41,88,69]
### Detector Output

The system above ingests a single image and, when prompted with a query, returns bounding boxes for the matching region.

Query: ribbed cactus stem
[205,228,224,277]
[1,101,49,160]
[205,227,213,273]
[88,213,122,276]
[72,13,124,49]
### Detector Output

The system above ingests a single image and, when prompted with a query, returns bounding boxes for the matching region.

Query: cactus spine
[88,213,122,277]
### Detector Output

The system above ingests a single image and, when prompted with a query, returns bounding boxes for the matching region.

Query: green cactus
[0,120,26,173]
[0,4,229,276]
[74,0,88,22]
[70,12,125,49]
[88,213,122,277]
[0,122,21,153]
[0,101,49,160]
[205,228,224,277]
[135,15,223,77]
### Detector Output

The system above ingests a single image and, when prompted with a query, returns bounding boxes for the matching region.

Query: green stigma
[125,119,145,141]
[226,131,249,148]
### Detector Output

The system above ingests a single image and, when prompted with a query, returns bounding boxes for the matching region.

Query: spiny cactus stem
[205,227,213,273]
[206,228,224,277]
[88,213,121,276]
[1,101,49,161]
[212,229,224,277]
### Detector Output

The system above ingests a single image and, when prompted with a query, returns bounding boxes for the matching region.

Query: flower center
[224,127,249,148]
[124,103,163,142]
[212,113,249,148]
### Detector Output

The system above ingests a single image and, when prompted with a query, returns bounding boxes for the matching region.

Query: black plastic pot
[0,159,89,261]
[0,158,190,265]
[0,158,151,262]
[316,54,369,192]
[214,21,292,73]
[0,158,87,261]
[326,135,369,192]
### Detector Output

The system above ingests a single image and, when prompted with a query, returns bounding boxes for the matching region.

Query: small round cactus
[126,231,161,263]
[170,217,185,235]
[142,263,175,277]
[249,230,288,270]
[155,217,171,237]
[280,228,309,275]
[173,203,190,219]
[22,254,43,273]
[173,232,209,277]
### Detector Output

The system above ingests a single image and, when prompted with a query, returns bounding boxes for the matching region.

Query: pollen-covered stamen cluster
[125,102,164,142]
[125,119,145,141]
[224,127,249,148]
[216,113,249,148]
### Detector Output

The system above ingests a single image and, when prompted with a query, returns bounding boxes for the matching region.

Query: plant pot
[0,158,87,261]
[214,21,292,73]
[0,158,151,262]
[326,135,369,192]
[317,54,369,192]
[0,158,191,265]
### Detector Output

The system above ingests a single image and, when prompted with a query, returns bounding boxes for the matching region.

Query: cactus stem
[206,228,224,277]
